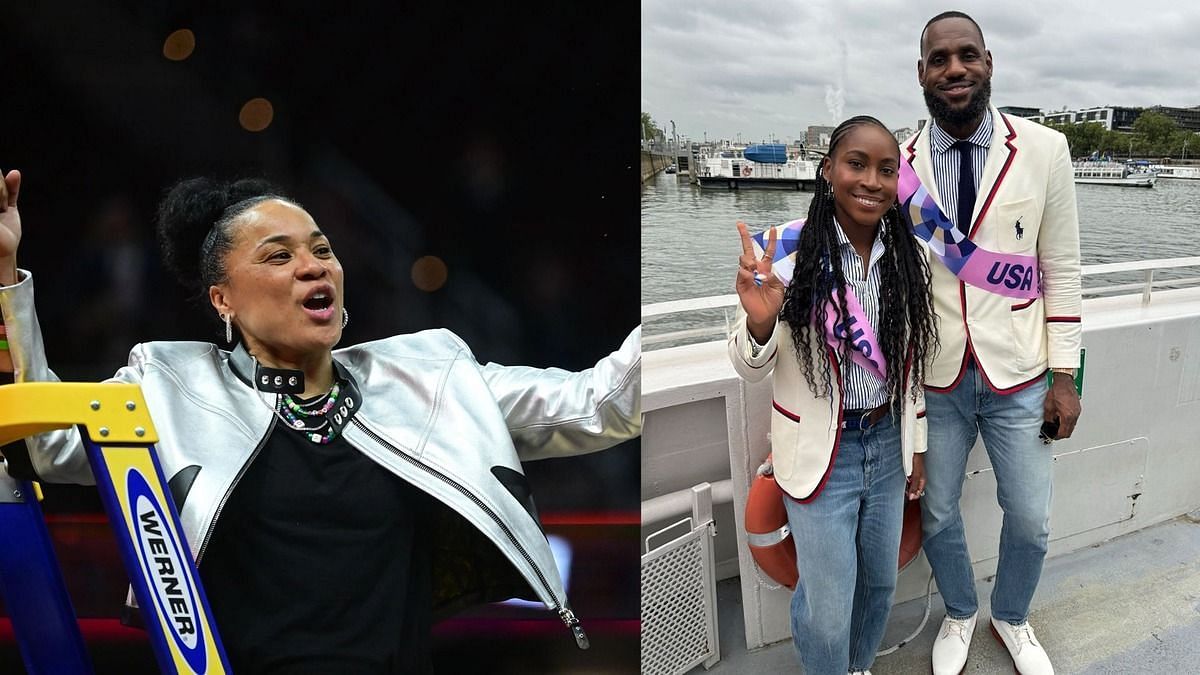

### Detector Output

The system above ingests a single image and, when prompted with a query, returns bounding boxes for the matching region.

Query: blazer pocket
[993,198,1041,254]
[769,400,802,482]
[1010,296,1046,371]
[772,399,801,423]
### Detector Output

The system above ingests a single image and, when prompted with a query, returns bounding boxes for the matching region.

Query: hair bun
[155,177,290,292]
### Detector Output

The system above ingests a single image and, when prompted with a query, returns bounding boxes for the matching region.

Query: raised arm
[0,171,140,483]
[476,326,641,461]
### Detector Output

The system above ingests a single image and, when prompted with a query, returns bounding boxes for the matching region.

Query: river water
[641,173,1200,341]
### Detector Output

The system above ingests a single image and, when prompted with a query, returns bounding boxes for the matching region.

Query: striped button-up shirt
[831,218,888,410]
[928,115,993,232]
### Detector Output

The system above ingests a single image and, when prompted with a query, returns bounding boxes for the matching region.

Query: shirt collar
[832,216,887,266]
[929,109,994,155]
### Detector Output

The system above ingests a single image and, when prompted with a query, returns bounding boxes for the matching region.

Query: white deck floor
[694,510,1200,674]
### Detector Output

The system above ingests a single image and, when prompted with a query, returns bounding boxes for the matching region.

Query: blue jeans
[783,415,905,674]
[920,361,1052,624]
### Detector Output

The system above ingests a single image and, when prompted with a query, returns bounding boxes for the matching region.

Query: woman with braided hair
[729,115,937,674]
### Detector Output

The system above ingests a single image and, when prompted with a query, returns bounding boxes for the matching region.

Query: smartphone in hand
[1039,418,1059,444]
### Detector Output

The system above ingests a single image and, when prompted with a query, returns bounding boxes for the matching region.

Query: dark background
[1,2,638,672]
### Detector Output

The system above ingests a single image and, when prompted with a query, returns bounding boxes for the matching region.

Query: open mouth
[853,195,883,209]
[301,287,338,321]
[303,293,334,311]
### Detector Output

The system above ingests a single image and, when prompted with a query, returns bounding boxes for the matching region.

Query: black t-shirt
[200,421,433,674]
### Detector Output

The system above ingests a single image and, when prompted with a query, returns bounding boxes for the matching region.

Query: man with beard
[903,11,1082,675]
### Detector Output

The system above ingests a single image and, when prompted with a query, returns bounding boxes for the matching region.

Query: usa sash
[897,160,1041,299]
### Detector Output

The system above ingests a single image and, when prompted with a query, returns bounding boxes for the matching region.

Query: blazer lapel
[970,106,1018,236]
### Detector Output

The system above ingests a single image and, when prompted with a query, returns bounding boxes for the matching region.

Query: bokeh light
[162,29,195,61]
[411,256,449,292]
[238,98,274,132]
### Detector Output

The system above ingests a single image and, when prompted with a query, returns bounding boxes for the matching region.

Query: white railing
[642,257,1200,348]
[1080,256,1200,305]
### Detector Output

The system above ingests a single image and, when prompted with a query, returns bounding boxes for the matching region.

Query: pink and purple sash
[751,220,887,380]
[897,160,1041,299]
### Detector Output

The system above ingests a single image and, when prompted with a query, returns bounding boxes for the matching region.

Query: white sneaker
[990,617,1054,674]
[931,612,976,675]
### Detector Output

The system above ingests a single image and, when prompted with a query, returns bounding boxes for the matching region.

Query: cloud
[643,0,1200,141]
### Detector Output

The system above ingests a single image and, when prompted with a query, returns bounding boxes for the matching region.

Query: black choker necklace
[253,364,305,394]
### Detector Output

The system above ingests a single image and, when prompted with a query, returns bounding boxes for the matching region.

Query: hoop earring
[342,308,350,329]
[222,314,233,344]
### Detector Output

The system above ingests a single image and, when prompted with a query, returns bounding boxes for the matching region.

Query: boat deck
[646,275,1200,675]
[694,511,1200,674]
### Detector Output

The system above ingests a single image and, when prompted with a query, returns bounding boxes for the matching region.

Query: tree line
[641,112,663,143]
[1042,111,1199,160]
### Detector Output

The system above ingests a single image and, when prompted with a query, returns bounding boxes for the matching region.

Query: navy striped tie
[954,140,976,234]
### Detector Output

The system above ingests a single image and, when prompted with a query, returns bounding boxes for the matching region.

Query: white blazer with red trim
[903,107,1083,393]
[728,304,927,502]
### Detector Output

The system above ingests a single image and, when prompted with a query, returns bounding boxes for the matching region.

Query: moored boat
[696,144,818,190]
[1154,165,1200,180]
[1073,160,1156,187]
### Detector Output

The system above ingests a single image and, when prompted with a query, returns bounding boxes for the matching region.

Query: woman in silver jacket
[0,170,641,672]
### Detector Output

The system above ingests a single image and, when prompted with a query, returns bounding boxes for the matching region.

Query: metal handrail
[643,257,1200,345]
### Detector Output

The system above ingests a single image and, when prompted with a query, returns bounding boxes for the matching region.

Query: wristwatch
[1050,367,1076,380]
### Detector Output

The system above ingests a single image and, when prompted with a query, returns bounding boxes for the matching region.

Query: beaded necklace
[277,382,342,444]
[245,351,359,445]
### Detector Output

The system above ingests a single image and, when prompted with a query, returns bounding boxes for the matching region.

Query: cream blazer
[903,107,1082,392]
[728,304,926,501]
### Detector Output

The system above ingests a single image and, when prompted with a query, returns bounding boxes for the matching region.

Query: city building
[1026,106,1142,131]
[806,125,835,149]
[998,106,1040,118]
[1145,105,1200,133]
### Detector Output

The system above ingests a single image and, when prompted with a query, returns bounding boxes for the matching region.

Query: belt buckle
[841,409,873,430]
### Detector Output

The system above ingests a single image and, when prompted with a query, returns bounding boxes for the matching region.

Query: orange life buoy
[744,459,798,589]
[744,457,924,589]
[742,165,752,177]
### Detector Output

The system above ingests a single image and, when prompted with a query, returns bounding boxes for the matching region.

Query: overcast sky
[642,0,1200,143]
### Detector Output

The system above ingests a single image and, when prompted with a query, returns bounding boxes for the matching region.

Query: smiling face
[208,199,345,367]
[822,123,900,232]
[918,16,993,135]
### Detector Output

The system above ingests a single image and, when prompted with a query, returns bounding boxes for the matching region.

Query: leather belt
[841,403,890,430]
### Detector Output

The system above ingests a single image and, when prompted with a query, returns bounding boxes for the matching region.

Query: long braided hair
[779,115,937,403]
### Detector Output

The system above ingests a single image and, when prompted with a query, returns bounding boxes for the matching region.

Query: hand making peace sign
[735,221,785,343]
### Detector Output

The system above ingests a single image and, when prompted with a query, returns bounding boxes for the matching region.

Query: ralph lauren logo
[1014,217,1024,241]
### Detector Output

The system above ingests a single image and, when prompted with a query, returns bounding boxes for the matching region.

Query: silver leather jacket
[0,271,641,646]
